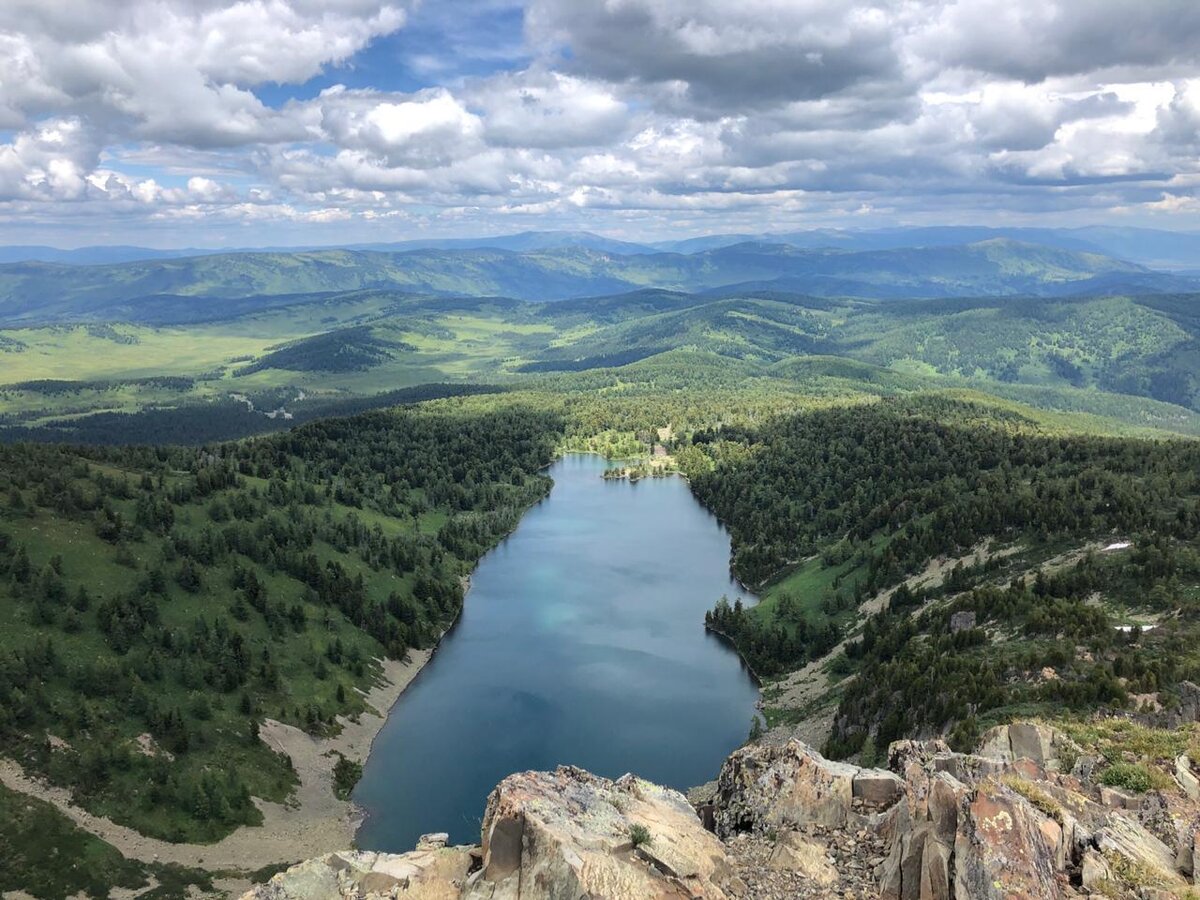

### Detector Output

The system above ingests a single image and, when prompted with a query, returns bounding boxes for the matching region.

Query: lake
[353,453,760,851]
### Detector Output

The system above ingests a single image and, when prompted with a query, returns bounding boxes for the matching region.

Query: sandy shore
[0,650,432,879]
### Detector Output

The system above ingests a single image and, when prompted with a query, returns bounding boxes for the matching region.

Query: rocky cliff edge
[244,721,1200,899]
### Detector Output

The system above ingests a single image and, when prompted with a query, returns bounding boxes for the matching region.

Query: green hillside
[5,287,1200,445]
[0,239,1171,324]
[684,397,1200,757]
[0,403,559,841]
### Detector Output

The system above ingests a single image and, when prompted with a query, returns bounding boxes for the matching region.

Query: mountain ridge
[0,239,1177,325]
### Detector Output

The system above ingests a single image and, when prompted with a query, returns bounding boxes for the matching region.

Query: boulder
[887,739,952,777]
[975,722,1080,772]
[767,831,837,885]
[244,848,472,900]
[952,785,1062,900]
[1093,814,1187,890]
[714,740,887,835]
[1137,790,1176,848]
[1176,815,1200,877]
[929,752,1005,783]
[1080,848,1111,891]
[1177,754,1200,802]
[919,833,952,900]
[853,770,906,808]
[927,773,967,845]
[1099,785,1141,810]
[879,820,951,900]
[1009,723,1056,768]
[468,766,738,900]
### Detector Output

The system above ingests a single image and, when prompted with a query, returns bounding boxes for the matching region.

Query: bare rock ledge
[244,723,1200,900]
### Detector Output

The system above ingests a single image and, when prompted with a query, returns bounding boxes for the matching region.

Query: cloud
[3,0,1200,242]
[316,87,485,167]
[525,0,914,116]
[915,0,1200,83]
[0,118,98,200]
[470,70,630,149]
[0,0,409,145]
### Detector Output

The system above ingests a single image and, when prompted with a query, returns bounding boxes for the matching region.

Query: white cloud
[317,87,485,167]
[4,0,1200,240]
[471,71,629,149]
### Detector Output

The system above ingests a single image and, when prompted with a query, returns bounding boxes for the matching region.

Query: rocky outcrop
[876,730,1200,900]
[247,847,475,900]
[713,740,903,836]
[245,719,1200,900]
[953,784,1065,899]
[466,766,740,900]
[245,767,742,900]
[976,722,1083,773]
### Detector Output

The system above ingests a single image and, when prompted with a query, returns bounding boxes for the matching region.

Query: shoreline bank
[0,650,433,879]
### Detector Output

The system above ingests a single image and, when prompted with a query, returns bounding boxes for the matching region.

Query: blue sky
[255,3,530,106]
[1,0,1200,247]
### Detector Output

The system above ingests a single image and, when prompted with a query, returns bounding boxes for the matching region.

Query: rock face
[244,767,741,900]
[246,848,474,900]
[953,785,1063,899]
[467,766,740,900]
[876,728,1195,900]
[245,720,1200,900]
[713,740,903,836]
[975,722,1082,772]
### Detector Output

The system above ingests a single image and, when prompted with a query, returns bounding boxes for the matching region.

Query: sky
[2,0,1200,247]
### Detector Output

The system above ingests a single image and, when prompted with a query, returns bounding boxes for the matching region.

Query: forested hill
[690,397,1200,588]
[0,402,561,843]
[685,397,1200,761]
[0,239,1174,323]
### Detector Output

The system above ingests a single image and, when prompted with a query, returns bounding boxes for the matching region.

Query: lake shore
[0,649,434,882]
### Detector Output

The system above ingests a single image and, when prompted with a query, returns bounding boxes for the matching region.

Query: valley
[11,1,1200,895]
[4,234,1200,900]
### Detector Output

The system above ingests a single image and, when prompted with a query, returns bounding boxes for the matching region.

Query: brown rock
[918,832,951,900]
[470,766,737,900]
[767,831,838,885]
[927,774,966,845]
[952,785,1061,900]
[714,740,862,835]
[1080,848,1111,891]
[853,770,906,808]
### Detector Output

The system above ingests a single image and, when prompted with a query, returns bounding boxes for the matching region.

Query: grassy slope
[0,240,1163,323]
[0,404,560,843]
[6,289,1200,444]
[0,784,216,900]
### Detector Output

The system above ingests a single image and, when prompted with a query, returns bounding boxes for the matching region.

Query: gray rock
[1177,754,1200,801]
[1080,849,1111,891]
[949,611,976,633]
[952,785,1061,900]
[766,831,838,884]
[714,740,862,834]
[469,766,739,900]
[852,770,905,808]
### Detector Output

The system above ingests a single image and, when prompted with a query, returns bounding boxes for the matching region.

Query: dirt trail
[0,652,431,874]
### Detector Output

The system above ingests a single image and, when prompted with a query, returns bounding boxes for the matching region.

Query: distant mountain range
[4,225,1199,269]
[1,238,1190,325]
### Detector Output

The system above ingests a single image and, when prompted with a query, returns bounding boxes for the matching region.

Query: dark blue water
[353,454,759,851]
